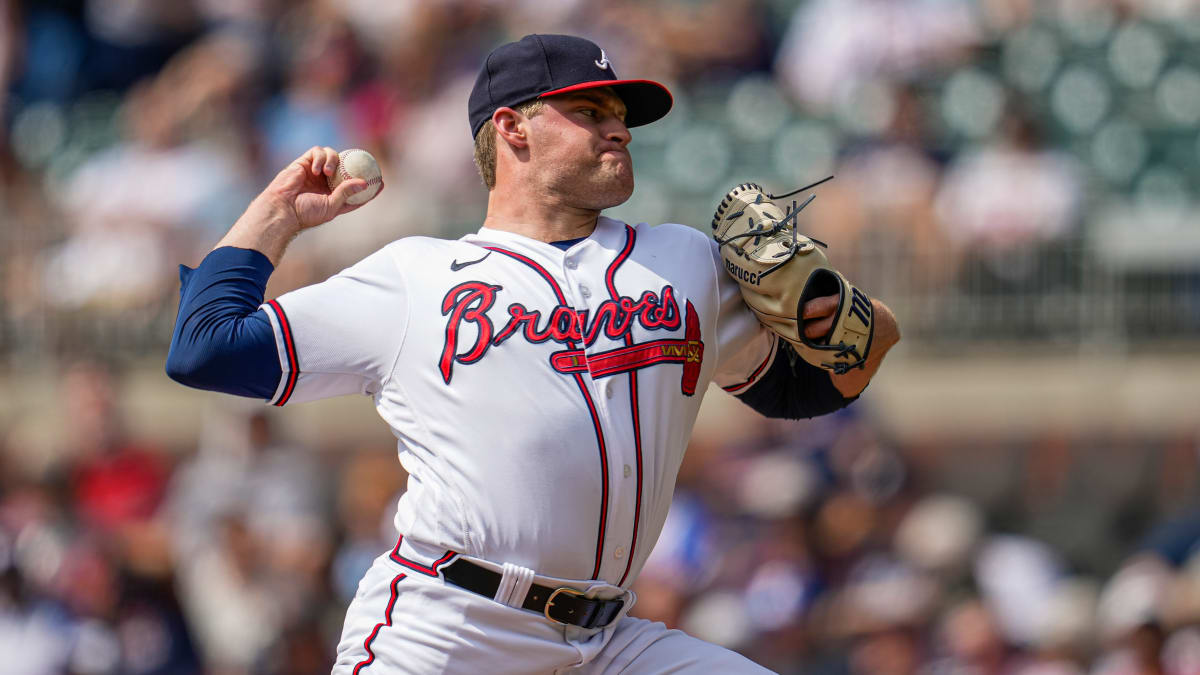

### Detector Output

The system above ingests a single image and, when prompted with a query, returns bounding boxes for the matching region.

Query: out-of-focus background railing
[2,1,1200,674]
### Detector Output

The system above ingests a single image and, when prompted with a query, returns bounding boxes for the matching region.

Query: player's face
[528,88,634,210]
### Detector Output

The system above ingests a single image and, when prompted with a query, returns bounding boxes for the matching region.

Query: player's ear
[492,107,529,149]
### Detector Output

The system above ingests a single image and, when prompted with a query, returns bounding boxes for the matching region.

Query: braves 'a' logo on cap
[595,49,610,70]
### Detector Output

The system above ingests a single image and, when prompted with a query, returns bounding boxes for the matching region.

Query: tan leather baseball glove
[711,179,874,374]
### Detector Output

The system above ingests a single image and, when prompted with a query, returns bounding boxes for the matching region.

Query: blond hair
[473,99,545,190]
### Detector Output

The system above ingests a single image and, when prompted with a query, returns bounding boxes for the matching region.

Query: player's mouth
[600,148,631,163]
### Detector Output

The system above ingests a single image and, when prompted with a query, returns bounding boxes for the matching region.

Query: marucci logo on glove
[724,258,760,285]
[848,287,873,326]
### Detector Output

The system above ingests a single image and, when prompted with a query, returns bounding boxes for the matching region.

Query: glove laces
[714,175,835,280]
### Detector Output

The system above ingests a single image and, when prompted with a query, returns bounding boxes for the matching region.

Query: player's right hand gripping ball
[328,149,383,205]
[711,182,874,374]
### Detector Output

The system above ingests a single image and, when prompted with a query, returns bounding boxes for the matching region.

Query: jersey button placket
[567,248,629,581]
[564,252,617,579]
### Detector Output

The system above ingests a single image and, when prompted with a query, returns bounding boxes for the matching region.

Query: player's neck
[482,188,599,243]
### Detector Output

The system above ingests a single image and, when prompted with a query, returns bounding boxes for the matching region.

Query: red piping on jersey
[483,245,610,581]
[721,338,775,394]
[352,572,406,674]
[606,226,644,587]
[266,299,299,406]
[389,534,458,576]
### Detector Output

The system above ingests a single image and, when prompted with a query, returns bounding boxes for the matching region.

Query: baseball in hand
[328,148,383,205]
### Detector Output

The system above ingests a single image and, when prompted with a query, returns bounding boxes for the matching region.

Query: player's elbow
[165,346,209,389]
[164,334,229,391]
[165,317,281,399]
[872,298,901,349]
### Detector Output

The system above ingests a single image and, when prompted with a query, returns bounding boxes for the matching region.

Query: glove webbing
[712,175,835,280]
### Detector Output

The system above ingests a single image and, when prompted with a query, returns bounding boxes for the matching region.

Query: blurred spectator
[816,85,955,292]
[931,597,1014,674]
[176,512,282,671]
[62,361,169,535]
[0,361,201,673]
[169,410,326,555]
[168,409,329,669]
[259,7,356,172]
[44,33,258,312]
[934,106,1084,288]
[595,0,773,83]
[775,0,981,111]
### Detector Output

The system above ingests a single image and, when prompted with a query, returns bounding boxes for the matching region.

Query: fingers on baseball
[299,146,331,177]
[320,146,339,177]
[331,178,370,210]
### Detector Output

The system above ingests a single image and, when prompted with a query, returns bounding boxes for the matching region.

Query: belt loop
[494,562,535,608]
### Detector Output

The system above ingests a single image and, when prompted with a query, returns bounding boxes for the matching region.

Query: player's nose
[604,119,631,147]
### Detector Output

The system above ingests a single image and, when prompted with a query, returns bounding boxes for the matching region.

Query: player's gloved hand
[711,179,875,375]
[259,146,383,232]
[800,294,841,340]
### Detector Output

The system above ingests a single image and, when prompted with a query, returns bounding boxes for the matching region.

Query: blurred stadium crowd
[2,0,1200,673]
[6,362,1200,674]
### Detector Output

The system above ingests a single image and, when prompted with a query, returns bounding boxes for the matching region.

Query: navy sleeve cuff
[185,245,274,285]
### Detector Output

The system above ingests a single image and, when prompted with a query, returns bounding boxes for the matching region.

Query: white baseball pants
[332,551,774,674]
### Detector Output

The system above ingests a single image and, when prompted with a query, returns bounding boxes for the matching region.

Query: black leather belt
[441,558,624,629]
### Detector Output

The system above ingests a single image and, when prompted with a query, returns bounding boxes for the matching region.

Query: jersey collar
[467,216,627,255]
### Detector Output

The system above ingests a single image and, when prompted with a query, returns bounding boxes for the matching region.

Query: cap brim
[539,79,674,128]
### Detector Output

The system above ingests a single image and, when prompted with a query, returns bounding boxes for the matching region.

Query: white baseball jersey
[260,215,775,587]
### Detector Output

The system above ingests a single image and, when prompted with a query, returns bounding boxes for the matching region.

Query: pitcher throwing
[166,34,900,674]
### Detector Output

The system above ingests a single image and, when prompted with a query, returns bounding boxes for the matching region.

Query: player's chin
[607,161,635,191]
[592,175,634,209]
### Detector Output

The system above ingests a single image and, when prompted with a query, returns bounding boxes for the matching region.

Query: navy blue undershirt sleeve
[165,246,282,399]
[736,340,859,419]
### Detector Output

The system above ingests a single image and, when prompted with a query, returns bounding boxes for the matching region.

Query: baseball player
[167,34,900,674]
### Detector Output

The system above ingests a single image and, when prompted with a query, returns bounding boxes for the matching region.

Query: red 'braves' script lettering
[439,282,502,383]
[439,283,683,383]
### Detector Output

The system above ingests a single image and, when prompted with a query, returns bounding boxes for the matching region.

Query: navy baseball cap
[468,34,673,138]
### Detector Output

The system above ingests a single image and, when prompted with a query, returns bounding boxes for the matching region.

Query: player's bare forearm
[215,194,304,266]
[213,146,378,266]
[829,298,899,398]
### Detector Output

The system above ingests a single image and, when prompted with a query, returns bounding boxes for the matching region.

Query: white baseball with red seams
[259,217,778,672]
[327,148,383,205]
